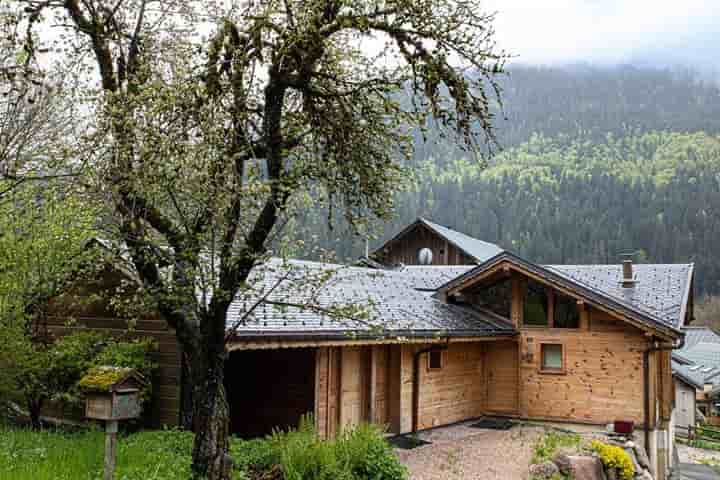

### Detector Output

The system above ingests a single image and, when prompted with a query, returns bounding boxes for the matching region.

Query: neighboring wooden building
[671,326,720,423]
[43,263,182,427]
[369,217,502,266]
[44,220,694,480]
[673,374,698,430]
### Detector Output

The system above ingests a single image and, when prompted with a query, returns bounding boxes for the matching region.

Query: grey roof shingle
[672,339,720,389]
[418,218,504,263]
[413,263,692,329]
[681,326,720,348]
[672,360,706,389]
[393,265,475,290]
[546,264,694,329]
[438,252,691,335]
[227,259,515,340]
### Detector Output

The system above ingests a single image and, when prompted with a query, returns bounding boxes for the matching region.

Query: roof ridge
[420,218,500,249]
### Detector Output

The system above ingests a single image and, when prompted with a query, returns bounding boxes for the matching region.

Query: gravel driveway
[395,422,545,480]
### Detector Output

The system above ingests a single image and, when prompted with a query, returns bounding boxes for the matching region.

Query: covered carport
[225,347,316,438]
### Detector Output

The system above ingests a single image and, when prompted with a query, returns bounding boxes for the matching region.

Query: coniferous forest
[289,65,720,302]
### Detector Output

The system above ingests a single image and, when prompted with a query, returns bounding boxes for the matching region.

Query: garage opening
[226,347,316,438]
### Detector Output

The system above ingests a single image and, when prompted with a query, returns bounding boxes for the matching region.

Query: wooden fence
[675,424,720,444]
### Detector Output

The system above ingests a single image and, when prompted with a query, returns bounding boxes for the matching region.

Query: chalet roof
[672,360,706,390]
[672,334,720,391]
[394,265,475,290]
[226,259,515,340]
[436,252,690,338]
[545,263,694,329]
[373,218,503,263]
[680,326,720,348]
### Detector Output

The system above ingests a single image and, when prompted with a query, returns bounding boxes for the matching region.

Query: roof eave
[678,263,695,327]
[436,252,683,340]
[227,328,518,343]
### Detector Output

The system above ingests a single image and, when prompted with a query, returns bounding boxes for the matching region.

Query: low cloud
[484,0,720,67]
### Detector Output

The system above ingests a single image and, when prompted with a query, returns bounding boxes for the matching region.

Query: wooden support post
[369,346,377,424]
[511,275,522,328]
[104,420,118,480]
[577,300,589,330]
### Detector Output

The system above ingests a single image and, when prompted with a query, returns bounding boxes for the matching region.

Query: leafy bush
[338,424,408,480]
[232,416,407,480]
[590,440,634,480]
[0,328,156,428]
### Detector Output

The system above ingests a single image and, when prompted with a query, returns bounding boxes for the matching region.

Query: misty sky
[484,0,720,68]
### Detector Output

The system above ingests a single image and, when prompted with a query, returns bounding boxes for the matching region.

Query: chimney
[621,253,636,288]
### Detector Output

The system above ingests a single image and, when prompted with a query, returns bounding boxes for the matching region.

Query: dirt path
[395,424,544,480]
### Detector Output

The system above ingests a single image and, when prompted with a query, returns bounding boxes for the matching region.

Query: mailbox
[80,366,147,421]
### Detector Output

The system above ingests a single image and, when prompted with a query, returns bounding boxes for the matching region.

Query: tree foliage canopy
[10,1,507,477]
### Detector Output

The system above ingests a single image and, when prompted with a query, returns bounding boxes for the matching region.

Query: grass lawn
[0,426,197,480]
[0,419,407,480]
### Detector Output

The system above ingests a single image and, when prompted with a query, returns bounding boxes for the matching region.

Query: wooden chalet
[43,219,695,480]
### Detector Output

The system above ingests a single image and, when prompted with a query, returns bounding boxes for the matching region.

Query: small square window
[428,350,443,370]
[541,344,563,372]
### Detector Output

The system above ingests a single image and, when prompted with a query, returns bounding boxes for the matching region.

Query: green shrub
[531,430,582,464]
[697,425,720,442]
[689,438,720,451]
[338,424,407,480]
[260,416,406,480]
[590,440,634,480]
[230,437,277,474]
[0,420,406,480]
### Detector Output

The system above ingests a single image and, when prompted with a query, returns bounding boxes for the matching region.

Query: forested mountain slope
[288,66,720,297]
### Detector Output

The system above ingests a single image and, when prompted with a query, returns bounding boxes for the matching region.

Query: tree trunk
[190,347,232,480]
[27,398,43,430]
[179,351,195,430]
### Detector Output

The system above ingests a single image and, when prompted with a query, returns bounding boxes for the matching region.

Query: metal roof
[227,259,515,340]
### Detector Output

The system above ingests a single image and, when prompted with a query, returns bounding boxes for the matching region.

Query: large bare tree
[13,1,507,478]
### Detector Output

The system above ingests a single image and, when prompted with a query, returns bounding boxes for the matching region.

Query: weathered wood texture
[43,269,181,427]
[375,224,475,266]
[484,341,519,415]
[518,310,647,424]
[416,343,484,429]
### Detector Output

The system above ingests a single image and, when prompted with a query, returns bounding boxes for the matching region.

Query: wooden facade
[312,340,515,437]
[374,223,475,266]
[39,236,678,448]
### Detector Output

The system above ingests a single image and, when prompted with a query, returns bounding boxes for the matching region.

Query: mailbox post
[80,366,146,480]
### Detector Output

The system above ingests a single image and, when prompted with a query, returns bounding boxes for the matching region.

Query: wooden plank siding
[43,314,182,427]
[375,224,475,266]
[518,312,647,424]
[42,268,182,428]
[484,341,519,415]
[416,343,485,429]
